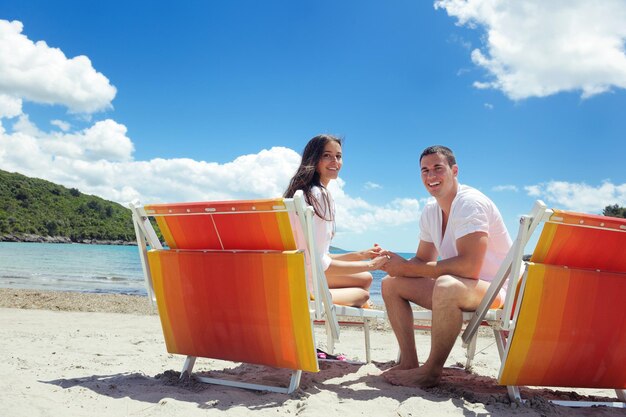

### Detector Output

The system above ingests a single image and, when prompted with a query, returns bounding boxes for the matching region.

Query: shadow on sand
[41,361,623,416]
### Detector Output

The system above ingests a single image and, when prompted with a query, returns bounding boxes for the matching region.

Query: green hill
[0,169,135,243]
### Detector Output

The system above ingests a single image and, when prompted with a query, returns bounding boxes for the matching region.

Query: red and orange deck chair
[463,201,626,407]
[129,191,331,393]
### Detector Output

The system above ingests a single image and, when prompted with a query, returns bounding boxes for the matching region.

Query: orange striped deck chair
[463,201,626,407]
[129,192,322,393]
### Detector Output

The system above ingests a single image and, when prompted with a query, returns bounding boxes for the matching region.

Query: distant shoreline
[0,234,136,245]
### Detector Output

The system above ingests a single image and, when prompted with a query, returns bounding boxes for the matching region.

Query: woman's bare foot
[384,365,442,388]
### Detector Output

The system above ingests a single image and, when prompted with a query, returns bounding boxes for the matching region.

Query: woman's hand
[367,253,390,271]
[361,243,384,260]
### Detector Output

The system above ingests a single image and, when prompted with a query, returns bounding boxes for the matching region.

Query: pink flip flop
[316,349,347,361]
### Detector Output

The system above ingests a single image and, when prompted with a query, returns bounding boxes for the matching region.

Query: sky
[1,0,626,252]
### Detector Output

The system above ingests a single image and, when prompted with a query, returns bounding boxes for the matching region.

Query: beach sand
[1,288,624,417]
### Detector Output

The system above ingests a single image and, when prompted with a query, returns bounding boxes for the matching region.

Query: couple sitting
[284,135,512,388]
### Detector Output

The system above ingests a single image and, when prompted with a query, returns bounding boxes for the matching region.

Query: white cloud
[0,20,116,113]
[0,120,299,203]
[434,0,626,99]
[0,115,422,233]
[524,180,626,212]
[3,115,134,163]
[524,185,541,197]
[51,120,71,131]
[0,93,22,118]
[364,181,382,190]
[0,18,421,247]
[330,180,421,234]
[492,184,518,192]
[448,33,472,50]
[484,102,493,109]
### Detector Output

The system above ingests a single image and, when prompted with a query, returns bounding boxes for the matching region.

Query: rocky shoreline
[0,233,137,245]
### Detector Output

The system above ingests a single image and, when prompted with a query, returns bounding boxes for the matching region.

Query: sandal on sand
[316,348,347,361]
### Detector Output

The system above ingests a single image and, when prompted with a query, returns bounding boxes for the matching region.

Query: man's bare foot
[383,365,442,388]
[381,361,419,377]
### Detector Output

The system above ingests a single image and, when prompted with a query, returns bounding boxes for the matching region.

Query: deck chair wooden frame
[290,195,393,364]
[462,200,626,408]
[129,191,326,394]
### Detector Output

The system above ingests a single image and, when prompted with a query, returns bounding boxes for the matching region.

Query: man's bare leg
[380,275,435,374]
[385,276,490,387]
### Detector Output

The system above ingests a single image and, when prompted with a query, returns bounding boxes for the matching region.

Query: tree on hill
[0,169,136,243]
[602,204,626,219]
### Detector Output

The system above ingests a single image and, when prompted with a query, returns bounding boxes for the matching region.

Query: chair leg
[181,355,197,378]
[363,319,371,363]
[464,332,477,370]
[325,320,335,354]
[195,369,303,394]
[507,385,522,402]
[287,370,303,394]
[493,329,506,360]
[180,355,303,394]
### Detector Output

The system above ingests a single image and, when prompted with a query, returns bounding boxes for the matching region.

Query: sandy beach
[1,288,624,417]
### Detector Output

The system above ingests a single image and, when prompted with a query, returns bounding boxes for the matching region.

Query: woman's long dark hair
[284,134,342,220]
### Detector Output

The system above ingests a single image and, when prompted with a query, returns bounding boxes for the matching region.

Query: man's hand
[380,251,413,276]
[368,253,390,271]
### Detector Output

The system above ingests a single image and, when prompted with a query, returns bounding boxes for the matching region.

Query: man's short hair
[420,145,456,167]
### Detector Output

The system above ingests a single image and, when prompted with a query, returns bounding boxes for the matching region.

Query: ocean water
[0,242,146,295]
[0,242,413,305]
[331,249,415,305]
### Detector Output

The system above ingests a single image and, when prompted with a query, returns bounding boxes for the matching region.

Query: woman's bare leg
[325,271,372,290]
[328,287,370,307]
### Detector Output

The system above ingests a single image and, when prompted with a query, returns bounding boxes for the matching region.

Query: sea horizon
[0,242,415,305]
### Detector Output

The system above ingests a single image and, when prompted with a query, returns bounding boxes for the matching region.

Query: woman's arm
[328,245,382,262]
[325,253,389,274]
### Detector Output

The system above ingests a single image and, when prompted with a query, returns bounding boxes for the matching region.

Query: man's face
[420,152,458,198]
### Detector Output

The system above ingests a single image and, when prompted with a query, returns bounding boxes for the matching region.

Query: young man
[381,145,511,387]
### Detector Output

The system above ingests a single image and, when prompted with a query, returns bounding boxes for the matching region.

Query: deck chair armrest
[462,256,512,344]
[462,202,549,343]
[293,191,340,340]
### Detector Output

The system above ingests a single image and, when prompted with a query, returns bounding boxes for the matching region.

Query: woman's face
[316,141,342,187]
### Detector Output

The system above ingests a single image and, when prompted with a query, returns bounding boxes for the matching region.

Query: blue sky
[1,1,626,252]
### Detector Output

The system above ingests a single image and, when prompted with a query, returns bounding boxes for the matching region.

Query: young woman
[284,134,388,307]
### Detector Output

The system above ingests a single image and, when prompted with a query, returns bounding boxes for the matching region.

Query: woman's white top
[309,186,335,271]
